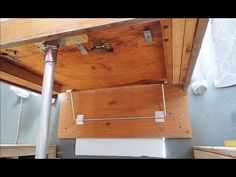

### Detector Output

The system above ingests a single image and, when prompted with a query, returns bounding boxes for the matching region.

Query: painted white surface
[0,18,13,22]
[75,138,166,158]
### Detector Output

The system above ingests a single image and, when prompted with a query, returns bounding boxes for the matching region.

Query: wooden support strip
[172,19,186,84]
[193,146,236,159]
[0,144,57,158]
[184,18,209,88]
[0,60,62,95]
[0,18,163,49]
[160,19,173,83]
[179,19,198,84]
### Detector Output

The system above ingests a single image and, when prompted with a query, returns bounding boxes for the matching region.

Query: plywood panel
[58,84,191,138]
[180,19,197,84]
[172,19,186,84]
[0,21,167,91]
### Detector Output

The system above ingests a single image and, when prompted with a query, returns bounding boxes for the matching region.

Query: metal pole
[35,41,58,159]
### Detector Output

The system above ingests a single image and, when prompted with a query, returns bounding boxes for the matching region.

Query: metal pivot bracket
[76,115,84,125]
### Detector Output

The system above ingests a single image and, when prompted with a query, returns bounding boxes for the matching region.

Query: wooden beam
[0,144,56,159]
[179,19,198,84]
[0,18,163,49]
[193,146,236,159]
[184,18,209,88]
[161,19,173,83]
[0,59,62,95]
[172,19,186,84]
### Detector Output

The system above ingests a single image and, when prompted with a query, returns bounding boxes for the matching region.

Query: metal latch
[143,30,153,44]
[90,40,113,52]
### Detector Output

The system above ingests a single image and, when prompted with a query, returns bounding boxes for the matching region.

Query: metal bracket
[143,30,153,44]
[155,111,165,122]
[76,43,88,55]
[76,115,84,125]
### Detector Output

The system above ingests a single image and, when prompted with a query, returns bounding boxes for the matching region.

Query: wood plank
[0,18,163,49]
[0,144,57,158]
[0,59,62,95]
[172,19,186,84]
[184,18,209,88]
[180,19,197,84]
[193,146,236,159]
[58,84,191,138]
[1,21,167,91]
[160,19,173,83]
[193,150,233,159]
[224,140,236,147]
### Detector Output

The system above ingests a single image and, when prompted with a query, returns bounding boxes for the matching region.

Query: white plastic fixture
[10,86,30,144]
[10,86,30,99]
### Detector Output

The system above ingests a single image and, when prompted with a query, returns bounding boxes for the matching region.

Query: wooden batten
[172,19,186,84]
[160,19,173,83]
[184,18,209,88]
[179,19,198,84]
[0,59,62,95]
[193,146,236,159]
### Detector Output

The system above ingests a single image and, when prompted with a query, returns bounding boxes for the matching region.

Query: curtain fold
[191,19,236,93]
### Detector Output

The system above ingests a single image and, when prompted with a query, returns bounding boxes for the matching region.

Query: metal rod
[161,84,167,116]
[77,84,167,123]
[69,92,76,121]
[84,116,155,121]
[35,43,58,159]
[15,97,23,144]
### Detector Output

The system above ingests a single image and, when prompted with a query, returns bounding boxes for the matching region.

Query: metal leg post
[35,41,59,159]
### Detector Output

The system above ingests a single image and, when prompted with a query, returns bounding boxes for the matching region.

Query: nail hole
[163,25,168,29]
[106,122,111,126]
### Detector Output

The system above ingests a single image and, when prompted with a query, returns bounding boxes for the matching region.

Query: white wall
[75,138,166,158]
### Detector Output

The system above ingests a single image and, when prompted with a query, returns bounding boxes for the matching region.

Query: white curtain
[191,18,236,93]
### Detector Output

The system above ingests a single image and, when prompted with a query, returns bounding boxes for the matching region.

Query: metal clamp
[76,115,84,125]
